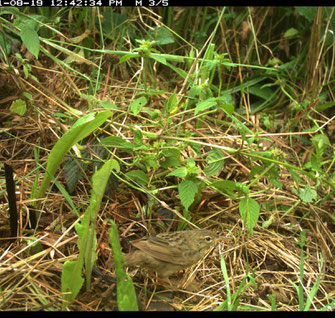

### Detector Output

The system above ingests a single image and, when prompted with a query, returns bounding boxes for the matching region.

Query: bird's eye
[205,236,212,242]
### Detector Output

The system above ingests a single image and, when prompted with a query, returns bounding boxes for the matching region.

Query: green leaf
[204,149,225,176]
[61,260,84,308]
[167,166,187,178]
[212,180,237,197]
[109,220,138,311]
[248,84,274,100]
[110,159,121,173]
[148,27,174,45]
[188,85,202,99]
[20,26,40,59]
[178,179,198,211]
[219,103,234,116]
[239,197,260,235]
[295,6,316,22]
[186,158,196,168]
[102,136,136,151]
[63,157,87,194]
[311,134,330,151]
[284,27,299,39]
[118,52,139,64]
[194,97,217,115]
[9,99,27,116]
[151,54,167,65]
[90,159,116,210]
[75,159,115,292]
[100,100,118,109]
[315,101,335,112]
[160,148,181,168]
[34,111,112,207]
[125,170,148,186]
[130,96,147,115]
[298,184,317,203]
[163,92,178,116]
[23,236,43,255]
[143,107,160,119]
[218,252,231,311]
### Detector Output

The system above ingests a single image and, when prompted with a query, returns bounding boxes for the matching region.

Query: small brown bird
[124,229,224,278]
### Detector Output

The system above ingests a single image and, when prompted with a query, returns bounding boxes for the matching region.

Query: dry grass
[1,71,335,309]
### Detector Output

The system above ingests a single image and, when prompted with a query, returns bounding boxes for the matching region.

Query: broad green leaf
[63,48,87,64]
[75,159,115,291]
[311,134,330,151]
[219,103,234,116]
[298,184,317,203]
[10,99,27,116]
[178,179,198,211]
[239,197,260,235]
[91,159,116,205]
[160,148,182,168]
[110,159,121,173]
[63,158,86,194]
[194,97,217,115]
[186,158,196,168]
[212,180,237,197]
[143,107,160,119]
[151,54,167,65]
[204,149,225,176]
[100,100,118,109]
[23,236,43,255]
[61,260,84,309]
[295,6,316,22]
[125,170,148,186]
[148,27,174,45]
[20,26,40,59]
[109,220,138,311]
[130,96,147,115]
[163,92,178,115]
[102,136,136,151]
[35,110,112,205]
[284,27,299,39]
[315,101,335,112]
[248,84,274,100]
[167,166,187,178]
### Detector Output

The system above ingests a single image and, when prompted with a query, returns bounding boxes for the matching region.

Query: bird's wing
[131,236,195,265]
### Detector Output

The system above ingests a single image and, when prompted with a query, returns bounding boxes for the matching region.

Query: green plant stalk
[243,152,316,181]
[197,8,226,83]
[298,244,305,310]
[267,291,278,311]
[289,236,323,311]
[143,57,149,92]
[61,159,115,309]
[161,135,238,154]
[304,253,323,311]
[220,252,232,310]
[171,109,218,131]
[94,7,105,97]
[109,220,138,311]
[81,159,116,289]
[30,145,40,202]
